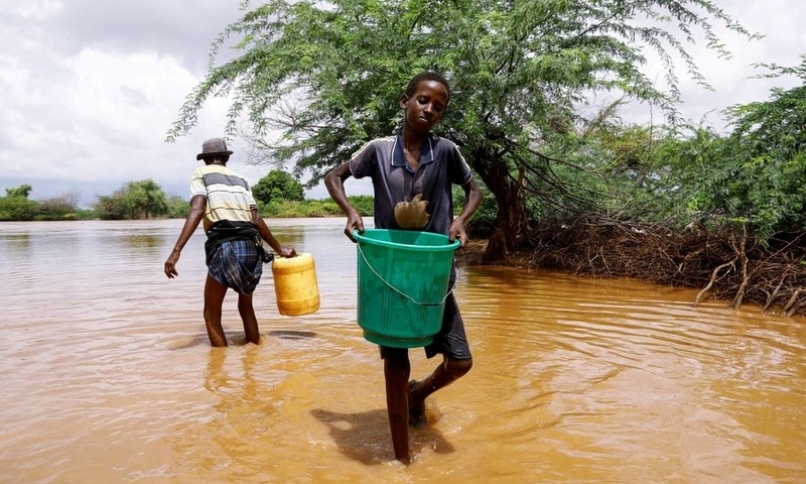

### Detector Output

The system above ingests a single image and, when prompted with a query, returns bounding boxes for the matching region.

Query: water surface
[1,219,804,483]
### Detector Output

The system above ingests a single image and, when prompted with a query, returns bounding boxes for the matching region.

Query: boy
[164,138,296,347]
[324,72,482,463]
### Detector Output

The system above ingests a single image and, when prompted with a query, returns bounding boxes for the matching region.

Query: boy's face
[400,80,449,134]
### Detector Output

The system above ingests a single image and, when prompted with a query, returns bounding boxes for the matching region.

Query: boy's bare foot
[408,380,426,427]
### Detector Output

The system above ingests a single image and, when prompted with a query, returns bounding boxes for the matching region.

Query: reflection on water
[126,233,165,249]
[0,219,805,483]
[0,232,30,251]
[268,330,318,340]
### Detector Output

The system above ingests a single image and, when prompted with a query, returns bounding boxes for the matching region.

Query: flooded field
[1,218,804,483]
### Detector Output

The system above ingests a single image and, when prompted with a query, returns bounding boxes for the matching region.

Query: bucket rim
[353,228,460,252]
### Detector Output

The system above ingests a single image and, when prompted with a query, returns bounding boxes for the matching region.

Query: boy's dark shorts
[379,290,472,362]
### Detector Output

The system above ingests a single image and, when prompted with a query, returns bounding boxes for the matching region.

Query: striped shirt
[189,164,256,232]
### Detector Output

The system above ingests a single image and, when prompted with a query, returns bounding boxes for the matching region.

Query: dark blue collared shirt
[349,132,473,235]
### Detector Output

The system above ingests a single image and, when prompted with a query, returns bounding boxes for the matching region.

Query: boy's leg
[410,293,473,425]
[203,275,229,347]
[382,347,411,464]
[237,292,261,345]
[409,357,473,425]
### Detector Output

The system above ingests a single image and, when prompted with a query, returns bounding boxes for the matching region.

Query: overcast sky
[1,0,804,206]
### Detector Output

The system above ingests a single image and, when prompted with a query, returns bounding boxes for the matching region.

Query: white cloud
[11,0,63,20]
[620,0,805,129]
[2,47,210,180]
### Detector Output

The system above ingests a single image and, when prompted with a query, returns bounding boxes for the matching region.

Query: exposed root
[695,259,737,308]
[459,216,806,317]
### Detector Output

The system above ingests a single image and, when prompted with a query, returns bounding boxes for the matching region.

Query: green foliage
[345,195,375,217]
[94,190,129,220]
[0,185,38,221]
[459,181,498,235]
[167,195,190,218]
[35,192,81,221]
[257,195,373,218]
[636,56,806,239]
[0,186,87,221]
[252,170,305,205]
[166,0,751,247]
[72,209,96,221]
[5,185,32,198]
[720,56,806,236]
[93,179,170,220]
[124,179,170,219]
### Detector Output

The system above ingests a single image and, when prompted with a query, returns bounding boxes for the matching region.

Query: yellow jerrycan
[271,252,320,316]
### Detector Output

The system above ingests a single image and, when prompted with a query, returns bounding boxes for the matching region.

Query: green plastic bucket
[353,229,460,348]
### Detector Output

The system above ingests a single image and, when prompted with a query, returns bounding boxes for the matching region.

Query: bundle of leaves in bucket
[353,229,460,348]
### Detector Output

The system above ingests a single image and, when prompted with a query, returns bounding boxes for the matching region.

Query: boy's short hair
[405,71,451,102]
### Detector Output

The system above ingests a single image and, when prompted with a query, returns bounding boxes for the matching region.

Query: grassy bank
[255,196,374,219]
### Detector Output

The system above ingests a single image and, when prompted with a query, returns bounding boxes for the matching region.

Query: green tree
[167,195,190,218]
[649,55,806,239]
[5,185,33,198]
[94,189,129,220]
[728,56,806,164]
[93,179,170,220]
[124,179,170,219]
[37,191,80,221]
[167,0,752,260]
[721,56,806,236]
[252,170,305,205]
[0,184,38,221]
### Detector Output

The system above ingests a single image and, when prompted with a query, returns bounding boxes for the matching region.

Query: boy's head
[400,72,451,133]
[404,72,451,103]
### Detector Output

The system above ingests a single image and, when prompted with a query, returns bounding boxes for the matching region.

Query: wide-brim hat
[196,138,234,160]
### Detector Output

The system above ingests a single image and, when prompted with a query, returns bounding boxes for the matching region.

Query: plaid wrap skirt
[207,240,264,295]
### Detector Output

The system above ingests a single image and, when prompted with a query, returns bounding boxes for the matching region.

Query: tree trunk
[474,153,529,264]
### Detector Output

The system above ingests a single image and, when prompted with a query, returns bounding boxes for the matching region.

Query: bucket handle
[356,242,453,307]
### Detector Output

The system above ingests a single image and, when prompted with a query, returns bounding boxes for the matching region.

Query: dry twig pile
[462,217,806,317]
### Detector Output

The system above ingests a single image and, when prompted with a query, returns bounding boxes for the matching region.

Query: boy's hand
[345,210,365,242]
[449,219,468,247]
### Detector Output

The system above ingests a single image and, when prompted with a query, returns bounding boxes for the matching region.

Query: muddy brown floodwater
[1,218,804,483]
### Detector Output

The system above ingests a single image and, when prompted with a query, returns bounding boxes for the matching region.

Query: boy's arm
[164,196,206,278]
[325,162,365,241]
[251,207,296,258]
[449,179,483,247]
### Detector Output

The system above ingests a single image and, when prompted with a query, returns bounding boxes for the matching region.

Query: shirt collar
[392,132,435,170]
